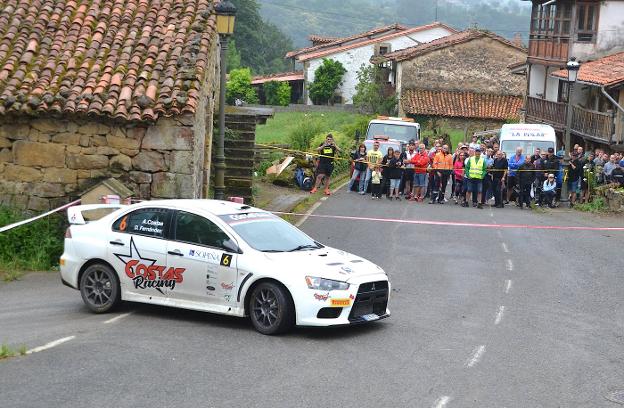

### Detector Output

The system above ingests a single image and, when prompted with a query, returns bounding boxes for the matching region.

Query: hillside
[258,0,532,49]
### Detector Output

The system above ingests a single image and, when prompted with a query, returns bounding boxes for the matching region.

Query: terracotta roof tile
[251,71,304,85]
[0,0,218,123]
[308,35,342,45]
[377,29,526,63]
[551,52,624,87]
[402,89,523,120]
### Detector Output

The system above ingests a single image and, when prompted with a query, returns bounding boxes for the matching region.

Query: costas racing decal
[115,238,185,294]
[314,292,329,301]
[221,282,234,291]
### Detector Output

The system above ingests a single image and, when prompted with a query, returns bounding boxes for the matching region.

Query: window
[174,211,231,249]
[112,208,169,238]
[375,43,391,56]
[576,2,599,43]
[530,2,572,39]
[558,81,570,103]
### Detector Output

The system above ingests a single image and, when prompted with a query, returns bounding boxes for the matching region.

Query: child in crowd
[370,165,382,199]
[388,149,404,200]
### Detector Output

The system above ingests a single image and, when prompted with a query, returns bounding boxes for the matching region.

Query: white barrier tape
[0,199,81,233]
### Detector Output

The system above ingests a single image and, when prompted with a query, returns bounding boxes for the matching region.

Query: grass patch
[0,206,66,277]
[256,111,369,144]
[0,343,28,360]
[575,197,607,213]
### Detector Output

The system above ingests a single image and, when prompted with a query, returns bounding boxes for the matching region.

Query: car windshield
[364,140,401,157]
[219,212,321,252]
[367,123,418,143]
[501,140,554,158]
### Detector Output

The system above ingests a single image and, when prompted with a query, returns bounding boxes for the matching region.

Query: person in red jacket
[411,143,430,202]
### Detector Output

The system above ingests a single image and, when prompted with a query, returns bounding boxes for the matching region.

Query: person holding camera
[311,134,341,195]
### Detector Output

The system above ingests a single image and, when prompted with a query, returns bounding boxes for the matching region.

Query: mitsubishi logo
[371,282,376,291]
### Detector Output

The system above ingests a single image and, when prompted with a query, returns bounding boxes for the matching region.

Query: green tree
[353,64,397,115]
[226,40,242,72]
[226,68,258,105]
[309,59,346,105]
[263,81,291,106]
[231,0,294,74]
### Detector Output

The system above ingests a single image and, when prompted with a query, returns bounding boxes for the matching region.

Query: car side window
[175,211,231,249]
[112,208,169,238]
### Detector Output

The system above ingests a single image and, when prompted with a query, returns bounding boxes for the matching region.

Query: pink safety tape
[272,211,624,232]
[0,199,81,233]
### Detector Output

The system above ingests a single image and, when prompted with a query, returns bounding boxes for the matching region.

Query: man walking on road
[464,146,487,208]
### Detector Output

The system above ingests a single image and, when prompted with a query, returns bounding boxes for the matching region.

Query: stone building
[375,30,527,133]
[0,0,220,211]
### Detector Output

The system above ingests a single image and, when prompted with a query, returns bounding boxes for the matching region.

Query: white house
[285,23,457,105]
[521,0,624,149]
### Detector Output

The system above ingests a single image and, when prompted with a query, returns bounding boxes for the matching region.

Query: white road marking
[494,306,505,325]
[320,197,328,201]
[501,242,509,253]
[295,201,323,227]
[506,259,514,271]
[104,312,132,324]
[432,396,452,408]
[505,279,512,294]
[26,336,75,354]
[466,345,486,368]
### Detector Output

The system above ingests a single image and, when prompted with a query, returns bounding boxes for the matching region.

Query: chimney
[513,33,523,48]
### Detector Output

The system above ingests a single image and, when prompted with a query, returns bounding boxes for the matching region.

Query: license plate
[361,313,378,321]
[330,298,351,307]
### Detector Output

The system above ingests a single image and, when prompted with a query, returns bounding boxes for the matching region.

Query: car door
[108,207,175,300]
[167,210,239,306]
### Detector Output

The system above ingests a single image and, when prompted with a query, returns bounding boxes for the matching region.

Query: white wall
[304,27,454,105]
[528,64,562,102]
[571,2,624,60]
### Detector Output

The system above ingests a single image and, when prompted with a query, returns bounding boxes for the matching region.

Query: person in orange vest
[430,144,453,204]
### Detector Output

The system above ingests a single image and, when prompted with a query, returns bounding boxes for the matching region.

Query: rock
[0,124,28,140]
[0,137,12,148]
[32,183,65,197]
[127,127,147,141]
[151,172,195,198]
[91,135,108,146]
[169,151,193,174]
[66,154,109,169]
[142,124,193,150]
[139,183,151,199]
[4,164,42,182]
[110,154,132,172]
[0,148,11,162]
[66,145,82,154]
[64,183,78,194]
[27,196,50,211]
[119,148,139,157]
[90,169,109,179]
[96,146,120,155]
[129,171,152,184]
[80,147,97,154]
[13,141,65,168]
[77,170,91,179]
[106,134,140,150]
[43,168,77,183]
[31,119,64,133]
[51,132,81,145]
[132,151,166,172]
[78,123,110,135]
[79,135,90,147]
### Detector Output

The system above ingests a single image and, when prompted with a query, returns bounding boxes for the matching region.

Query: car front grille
[348,280,389,322]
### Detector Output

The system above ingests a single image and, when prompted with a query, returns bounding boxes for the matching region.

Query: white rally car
[60,200,390,334]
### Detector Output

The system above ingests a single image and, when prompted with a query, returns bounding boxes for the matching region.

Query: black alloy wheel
[79,263,121,313]
[249,282,294,335]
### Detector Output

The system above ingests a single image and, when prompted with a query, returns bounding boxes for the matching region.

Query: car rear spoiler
[67,204,126,225]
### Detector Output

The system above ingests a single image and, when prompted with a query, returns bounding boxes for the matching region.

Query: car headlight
[305,276,349,291]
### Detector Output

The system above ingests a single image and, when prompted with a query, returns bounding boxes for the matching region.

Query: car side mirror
[222,239,242,254]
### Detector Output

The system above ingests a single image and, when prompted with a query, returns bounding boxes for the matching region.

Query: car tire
[79,263,121,313]
[249,282,294,335]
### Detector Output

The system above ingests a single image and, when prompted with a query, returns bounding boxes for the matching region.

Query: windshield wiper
[287,244,321,252]
[260,249,285,253]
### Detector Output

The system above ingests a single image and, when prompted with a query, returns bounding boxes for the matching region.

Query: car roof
[369,120,420,127]
[131,199,267,216]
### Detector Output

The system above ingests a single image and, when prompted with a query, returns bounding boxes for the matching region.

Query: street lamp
[214,0,237,200]
[561,57,580,203]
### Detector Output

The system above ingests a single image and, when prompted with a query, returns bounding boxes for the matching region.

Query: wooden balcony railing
[528,37,570,63]
[526,96,616,144]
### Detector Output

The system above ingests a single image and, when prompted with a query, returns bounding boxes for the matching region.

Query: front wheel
[79,263,121,313]
[249,282,294,335]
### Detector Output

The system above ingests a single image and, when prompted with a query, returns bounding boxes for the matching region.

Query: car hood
[262,246,385,282]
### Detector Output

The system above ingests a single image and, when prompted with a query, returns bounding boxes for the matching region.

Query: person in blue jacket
[507,147,525,203]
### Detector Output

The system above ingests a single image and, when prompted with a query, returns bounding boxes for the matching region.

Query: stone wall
[400,37,526,96]
[0,115,203,211]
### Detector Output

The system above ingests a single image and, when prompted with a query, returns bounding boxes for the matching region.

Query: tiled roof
[551,52,624,87]
[285,23,409,60]
[376,29,526,63]
[402,89,523,120]
[308,35,342,45]
[251,71,304,85]
[293,22,458,62]
[0,0,217,123]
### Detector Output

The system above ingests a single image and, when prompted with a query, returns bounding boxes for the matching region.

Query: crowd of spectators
[346,135,624,208]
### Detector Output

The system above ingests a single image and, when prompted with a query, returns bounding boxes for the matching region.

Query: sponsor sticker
[221,282,234,291]
[220,254,233,267]
[189,248,219,263]
[313,292,329,301]
[330,298,351,307]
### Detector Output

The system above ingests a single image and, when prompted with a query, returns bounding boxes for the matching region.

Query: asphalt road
[1,189,623,407]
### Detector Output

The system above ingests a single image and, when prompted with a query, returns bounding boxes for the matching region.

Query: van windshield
[367,123,418,142]
[501,140,554,158]
[364,140,400,157]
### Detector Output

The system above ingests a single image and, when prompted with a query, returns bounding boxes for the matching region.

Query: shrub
[352,64,397,115]
[309,59,346,105]
[289,117,324,152]
[341,114,374,142]
[264,81,291,106]
[0,206,66,274]
[226,68,259,105]
[575,196,607,213]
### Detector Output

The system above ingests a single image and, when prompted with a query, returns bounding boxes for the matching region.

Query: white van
[499,124,557,157]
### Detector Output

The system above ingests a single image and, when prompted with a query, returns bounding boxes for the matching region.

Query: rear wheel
[249,282,294,335]
[79,263,121,313]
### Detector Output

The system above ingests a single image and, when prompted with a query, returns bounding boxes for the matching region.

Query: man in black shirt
[311,134,341,195]
[567,152,582,206]
[492,150,508,208]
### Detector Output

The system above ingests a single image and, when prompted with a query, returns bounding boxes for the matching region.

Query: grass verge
[574,197,608,213]
[0,343,27,360]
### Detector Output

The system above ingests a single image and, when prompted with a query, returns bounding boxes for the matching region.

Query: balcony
[528,37,570,64]
[526,96,620,144]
